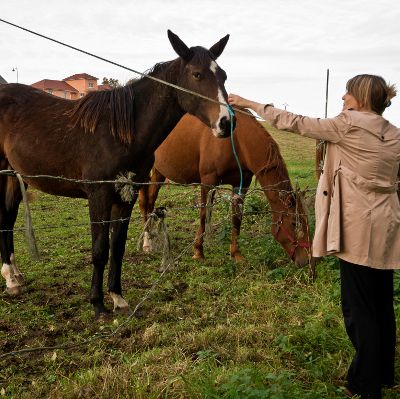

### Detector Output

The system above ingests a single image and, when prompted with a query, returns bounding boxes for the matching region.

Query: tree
[102,77,120,88]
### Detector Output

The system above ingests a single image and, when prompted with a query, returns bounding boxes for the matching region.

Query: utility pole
[325,68,329,118]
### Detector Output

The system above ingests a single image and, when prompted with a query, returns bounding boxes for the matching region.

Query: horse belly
[154,154,201,184]
[5,140,86,198]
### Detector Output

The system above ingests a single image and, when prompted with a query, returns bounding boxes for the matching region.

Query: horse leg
[0,174,23,295]
[108,200,135,313]
[7,177,24,284]
[193,185,215,260]
[138,168,165,252]
[88,193,112,317]
[230,187,247,262]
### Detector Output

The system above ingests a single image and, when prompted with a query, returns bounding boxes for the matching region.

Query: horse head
[272,190,314,267]
[167,30,235,138]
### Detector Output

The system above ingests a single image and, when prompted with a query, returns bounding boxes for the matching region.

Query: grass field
[0,123,399,398]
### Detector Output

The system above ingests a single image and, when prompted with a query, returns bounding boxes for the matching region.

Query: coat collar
[343,110,391,136]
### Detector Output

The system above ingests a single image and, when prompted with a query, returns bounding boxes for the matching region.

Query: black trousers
[340,259,396,399]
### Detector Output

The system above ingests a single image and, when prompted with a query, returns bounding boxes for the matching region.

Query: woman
[229,74,399,399]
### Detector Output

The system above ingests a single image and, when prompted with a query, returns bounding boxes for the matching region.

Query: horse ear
[209,34,230,59]
[168,30,193,61]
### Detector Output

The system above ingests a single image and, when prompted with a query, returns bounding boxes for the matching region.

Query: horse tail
[5,168,23,211]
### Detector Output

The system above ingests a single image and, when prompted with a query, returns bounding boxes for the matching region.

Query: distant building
[63,73,99,97]
[0,75,7,85]
[32,73,111,99]
[98,84,113,91]
[31,79,79,100]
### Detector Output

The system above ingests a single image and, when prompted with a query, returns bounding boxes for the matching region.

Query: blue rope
[227,105,243,196]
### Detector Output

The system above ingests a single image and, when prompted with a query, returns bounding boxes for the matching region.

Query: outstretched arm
[228,93,349,143]
[228,94,262,111]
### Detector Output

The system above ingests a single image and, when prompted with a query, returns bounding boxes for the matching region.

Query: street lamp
[12,67,18,83]
[282,102,289,110]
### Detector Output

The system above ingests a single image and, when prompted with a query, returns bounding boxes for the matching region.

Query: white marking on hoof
[5,285,22,296]
[143,232,153,253]
[110,292,130,312]
[1,263,22,295]
[10,253,25,285]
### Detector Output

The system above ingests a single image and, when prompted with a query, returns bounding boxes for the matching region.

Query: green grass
[0,127,399,399]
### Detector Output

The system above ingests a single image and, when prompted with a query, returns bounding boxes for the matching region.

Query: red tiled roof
[63,73,98,81]
[98,84,112,91]
[31,79,78,92]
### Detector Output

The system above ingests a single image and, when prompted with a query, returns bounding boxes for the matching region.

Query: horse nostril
[219,115,236,136]
[219,116,228,130]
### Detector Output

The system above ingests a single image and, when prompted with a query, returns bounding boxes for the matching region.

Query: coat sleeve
[254,104,351,143]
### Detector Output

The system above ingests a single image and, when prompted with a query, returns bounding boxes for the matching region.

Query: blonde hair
[346,74,397,115]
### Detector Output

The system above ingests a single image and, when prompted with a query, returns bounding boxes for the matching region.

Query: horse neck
[235,120,294,214]
[256,166,294,216]
[132,62,185,151]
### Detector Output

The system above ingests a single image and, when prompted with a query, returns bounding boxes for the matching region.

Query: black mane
[69,60,176,145]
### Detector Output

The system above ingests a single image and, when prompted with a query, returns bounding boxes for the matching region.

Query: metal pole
[325,68,329,118]
[316,68,330,180]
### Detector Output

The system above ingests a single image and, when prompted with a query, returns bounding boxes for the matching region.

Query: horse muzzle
[212,114,236,138]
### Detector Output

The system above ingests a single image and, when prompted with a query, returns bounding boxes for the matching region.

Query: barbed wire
[0,191,314,235]
[0,170,315,360]
[0,17,311,364]
[0,213,266,361]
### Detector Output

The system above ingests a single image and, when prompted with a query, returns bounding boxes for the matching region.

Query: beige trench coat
[255,105,400,269]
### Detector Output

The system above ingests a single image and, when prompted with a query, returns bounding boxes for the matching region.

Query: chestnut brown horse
[0,30,235,317]
[139,112,312,266]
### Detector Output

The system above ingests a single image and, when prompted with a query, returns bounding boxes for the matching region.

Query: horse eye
[192,72,202,80]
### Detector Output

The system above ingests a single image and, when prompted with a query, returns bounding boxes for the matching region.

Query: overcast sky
[1,0,399,125]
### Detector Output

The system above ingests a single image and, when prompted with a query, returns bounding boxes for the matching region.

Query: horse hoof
[113,306,131,315]
[5,286,22,296]
[233,254,245,262]
[192,253,205,261]
[143,245,151,253]
[14,274,25,285]
[96,312,113,323]
[94,304,111,319]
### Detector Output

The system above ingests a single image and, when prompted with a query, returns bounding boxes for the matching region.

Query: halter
[274,214,312,261]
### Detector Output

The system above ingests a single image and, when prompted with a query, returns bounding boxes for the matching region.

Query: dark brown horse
[139,112,312,266]
[0,30,235,316]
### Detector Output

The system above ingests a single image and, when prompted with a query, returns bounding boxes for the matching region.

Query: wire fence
[0,169,315,233]
[0,18,318,362]
[0,169,316,361]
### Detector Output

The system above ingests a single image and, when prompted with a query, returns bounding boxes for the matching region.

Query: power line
[0,17,246,114]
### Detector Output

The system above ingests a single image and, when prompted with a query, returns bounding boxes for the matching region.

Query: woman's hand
[228,94,251,108]
[228,94,260,111]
